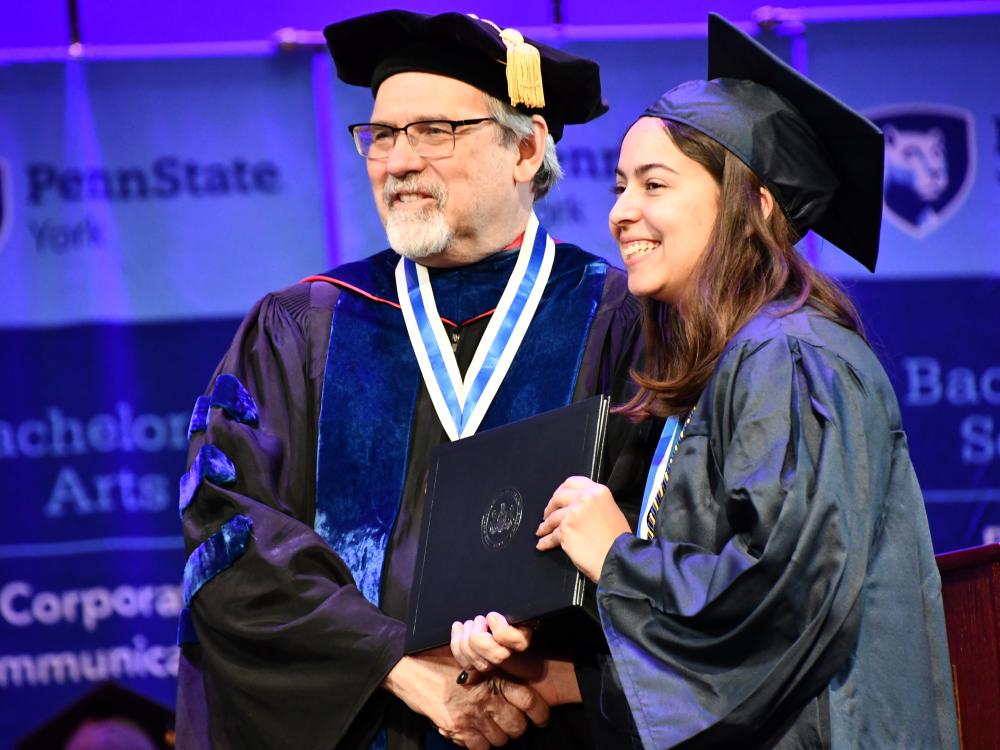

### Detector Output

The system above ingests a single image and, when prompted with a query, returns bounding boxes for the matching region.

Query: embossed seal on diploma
[480,487,524,549]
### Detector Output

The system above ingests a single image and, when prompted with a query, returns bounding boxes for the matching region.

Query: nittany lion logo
[0,159,11,254]
[867,105,975,238]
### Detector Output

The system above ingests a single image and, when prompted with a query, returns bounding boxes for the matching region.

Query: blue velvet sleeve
[176,284,407,750]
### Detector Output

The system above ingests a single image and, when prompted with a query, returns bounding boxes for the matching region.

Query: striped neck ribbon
[395,212,555,441]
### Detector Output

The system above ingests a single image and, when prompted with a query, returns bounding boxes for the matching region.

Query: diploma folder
[406,396,610,653]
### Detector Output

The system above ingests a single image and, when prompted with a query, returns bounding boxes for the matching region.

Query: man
[175,11,644,750]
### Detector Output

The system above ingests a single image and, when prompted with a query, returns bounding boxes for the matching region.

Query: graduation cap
[323,10,608,142]
[16,682,175,750]
[643,14,883,271]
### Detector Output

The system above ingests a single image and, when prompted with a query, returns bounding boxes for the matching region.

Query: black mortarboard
[323,10,609,142]
[643,14,883,271]
[16,682,175,750]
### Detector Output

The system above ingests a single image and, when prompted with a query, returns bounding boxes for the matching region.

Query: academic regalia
[175,244,647,750]
[584,12,958,750]
[175,7,631,747]
[595,306,958,749]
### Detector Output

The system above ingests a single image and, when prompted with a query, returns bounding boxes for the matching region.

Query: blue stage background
[0,53,327,743]
[1,11,998,746]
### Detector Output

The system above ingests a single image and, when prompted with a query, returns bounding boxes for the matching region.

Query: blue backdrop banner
[0,53,327,745]
[0,54,329,326]
[1,12,998,746]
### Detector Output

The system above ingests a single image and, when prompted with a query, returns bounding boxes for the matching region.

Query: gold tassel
[499,28,545,109]
[469,15,546,109]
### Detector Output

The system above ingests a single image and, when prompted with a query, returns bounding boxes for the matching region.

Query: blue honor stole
[637,415,684,540]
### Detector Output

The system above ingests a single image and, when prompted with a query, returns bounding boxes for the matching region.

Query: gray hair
[484,94,563,201]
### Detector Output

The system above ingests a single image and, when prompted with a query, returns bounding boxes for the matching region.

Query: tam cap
[324,10,609,142]
[643,13,884,270]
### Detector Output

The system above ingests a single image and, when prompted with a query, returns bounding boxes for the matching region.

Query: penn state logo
[480,487,524,550]
[867,104,975,238]
[0,158,11,254]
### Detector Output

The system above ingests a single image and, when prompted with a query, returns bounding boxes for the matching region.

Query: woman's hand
[535,476,632,583]
[451,612,532,673]
[450,613,582,708]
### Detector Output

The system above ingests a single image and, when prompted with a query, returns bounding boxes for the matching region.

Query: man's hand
[382,647,549,749]
[536,476,632,583]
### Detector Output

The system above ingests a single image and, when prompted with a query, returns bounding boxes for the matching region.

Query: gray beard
[385,207,452,260]
[382,176,452,260]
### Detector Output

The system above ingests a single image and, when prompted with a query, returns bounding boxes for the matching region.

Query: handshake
[382,611,582,750]
[385,475,631,749]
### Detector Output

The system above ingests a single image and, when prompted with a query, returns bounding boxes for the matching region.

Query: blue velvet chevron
[186,374,259,443]
[178,444,237,518]
[182,514,254,607]
[210,373,259,425]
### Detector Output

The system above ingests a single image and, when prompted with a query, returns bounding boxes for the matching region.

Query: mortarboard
[323,10,608,142]
[16,682,175,750]
[643,13,883,271]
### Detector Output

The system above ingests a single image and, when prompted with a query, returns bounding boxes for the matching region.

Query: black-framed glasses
[347,118,497,160]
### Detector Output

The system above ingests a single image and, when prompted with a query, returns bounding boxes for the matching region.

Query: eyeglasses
[348,118,498,160]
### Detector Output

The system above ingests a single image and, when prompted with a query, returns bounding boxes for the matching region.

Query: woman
[450,14,958,750]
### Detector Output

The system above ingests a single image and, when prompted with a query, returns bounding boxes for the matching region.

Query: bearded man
[175,10,644,750]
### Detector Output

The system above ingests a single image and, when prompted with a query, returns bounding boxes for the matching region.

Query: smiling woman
[610,117,720,305]
[613,115,861,414]
[452,13,960,750]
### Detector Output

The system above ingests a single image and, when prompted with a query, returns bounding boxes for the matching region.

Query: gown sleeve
[595,327,924,749]
[178,286,406,750]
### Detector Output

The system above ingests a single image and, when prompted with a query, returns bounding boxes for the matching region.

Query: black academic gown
[593,305,959,749]
[174,244,647,750]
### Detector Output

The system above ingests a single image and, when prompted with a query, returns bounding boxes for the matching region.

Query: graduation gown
[174,244,647,750]
[595,305,959,749]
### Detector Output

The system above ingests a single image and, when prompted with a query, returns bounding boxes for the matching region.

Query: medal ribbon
[395,213,555,441]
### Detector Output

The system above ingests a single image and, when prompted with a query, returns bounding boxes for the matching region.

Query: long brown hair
[618,120,866,421]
